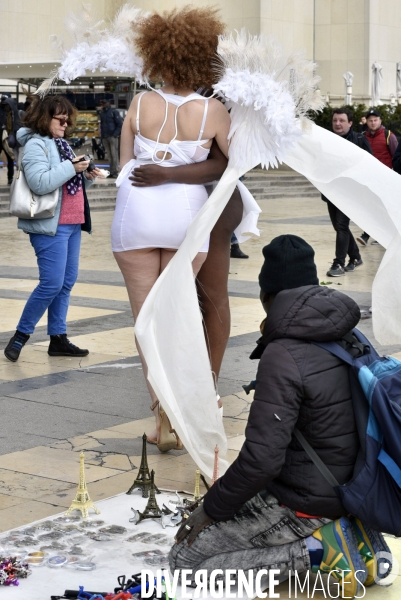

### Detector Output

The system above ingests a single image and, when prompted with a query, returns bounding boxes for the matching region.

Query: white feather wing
[37,4,148,94]
[214,30,324,170]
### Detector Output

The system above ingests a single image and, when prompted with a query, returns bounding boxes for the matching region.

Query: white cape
[134,169,261,478]
[284,124,401,346]
[135,123,401,478]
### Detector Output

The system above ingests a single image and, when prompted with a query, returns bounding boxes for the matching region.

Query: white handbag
[9,161,59,219]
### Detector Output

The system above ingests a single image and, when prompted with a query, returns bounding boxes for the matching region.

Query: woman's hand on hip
[72,155,90,173]
[129,164,170,187]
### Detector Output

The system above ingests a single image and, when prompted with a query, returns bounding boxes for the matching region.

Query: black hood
[251,285,360,359]
[264,285,360,343]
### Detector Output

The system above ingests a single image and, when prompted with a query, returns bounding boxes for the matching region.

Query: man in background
[99,99,123,178]
[357,109,398,246]
[324,108,372,277]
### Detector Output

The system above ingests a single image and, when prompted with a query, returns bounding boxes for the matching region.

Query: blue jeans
[17,225,81,336]
[169,494,330,587]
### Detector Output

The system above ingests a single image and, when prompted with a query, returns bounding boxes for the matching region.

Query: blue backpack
[294,328,401,536]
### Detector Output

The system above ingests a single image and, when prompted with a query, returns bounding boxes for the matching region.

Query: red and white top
[59,184,85,224]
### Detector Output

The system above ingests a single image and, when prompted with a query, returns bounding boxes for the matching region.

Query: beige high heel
[150,400,183,453]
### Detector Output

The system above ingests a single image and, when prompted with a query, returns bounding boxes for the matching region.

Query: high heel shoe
[150,400,183,453]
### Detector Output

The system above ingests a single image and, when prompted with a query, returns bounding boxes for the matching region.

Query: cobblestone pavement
[0,164,400,598]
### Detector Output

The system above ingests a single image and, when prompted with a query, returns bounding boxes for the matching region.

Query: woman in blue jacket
[4,95,101,362]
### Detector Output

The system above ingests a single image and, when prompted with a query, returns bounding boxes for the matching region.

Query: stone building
[1,0,401,105]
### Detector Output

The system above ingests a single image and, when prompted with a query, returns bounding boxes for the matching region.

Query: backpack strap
[311,328,375,363]
[311,340,354,365]
[384,128,391,146]
[293,429,340,487]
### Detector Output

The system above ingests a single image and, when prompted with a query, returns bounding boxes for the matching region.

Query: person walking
[4,95,102,362]
[324,108,372,277]
[99,100,122,178]
[356,109,398,246]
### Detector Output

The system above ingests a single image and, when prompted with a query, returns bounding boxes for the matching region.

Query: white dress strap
[151,90,176,164]
[136,92,147,135]
[198,99,209,141]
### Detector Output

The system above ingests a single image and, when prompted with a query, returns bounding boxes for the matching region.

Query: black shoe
[345,258,363,272]
[356,233,369,246]
[7,179,13,185]
[4,330,30,362]
[108,172,119,179]
[326,262,345,277]
[230,243,249,259]
[48,334,89,357]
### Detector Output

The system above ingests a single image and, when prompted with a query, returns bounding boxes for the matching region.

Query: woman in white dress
[111,7,230,452]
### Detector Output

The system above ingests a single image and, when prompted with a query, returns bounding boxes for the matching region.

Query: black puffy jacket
[203,285,361,521]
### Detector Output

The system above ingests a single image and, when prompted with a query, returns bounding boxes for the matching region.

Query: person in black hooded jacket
[170,234,390,597]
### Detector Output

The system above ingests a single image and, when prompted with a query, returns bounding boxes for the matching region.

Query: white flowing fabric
[134,171,260,478]
[284,123,401,345]
[135,122,401,478]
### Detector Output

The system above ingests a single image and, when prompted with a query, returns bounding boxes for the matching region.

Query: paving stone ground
[0,164,400,598]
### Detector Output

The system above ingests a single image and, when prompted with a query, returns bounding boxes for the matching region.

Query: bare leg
[196,188,243,384]
[114,247,207,449]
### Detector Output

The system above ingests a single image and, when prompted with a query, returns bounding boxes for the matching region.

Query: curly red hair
[134,6,225,90]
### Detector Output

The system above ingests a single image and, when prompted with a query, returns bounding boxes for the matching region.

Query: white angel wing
[36,3,148,96]
[214,30,324,170]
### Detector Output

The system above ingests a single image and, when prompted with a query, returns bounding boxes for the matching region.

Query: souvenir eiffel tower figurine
[193,469,201,502]
[132,470,162,524]
[127,433,160,497]
[66,452,100,518]
[211,445,220,485]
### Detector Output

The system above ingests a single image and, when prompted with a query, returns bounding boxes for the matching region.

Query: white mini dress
[111,90,212,253]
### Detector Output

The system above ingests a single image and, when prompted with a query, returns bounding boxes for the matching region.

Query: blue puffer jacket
[16,128,92,236]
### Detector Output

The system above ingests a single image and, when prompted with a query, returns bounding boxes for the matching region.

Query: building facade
[1,1,401,105]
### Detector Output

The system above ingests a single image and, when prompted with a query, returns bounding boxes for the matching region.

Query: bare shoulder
[128,90,154,110]
[208,98,229,117]
[127,92,142,114]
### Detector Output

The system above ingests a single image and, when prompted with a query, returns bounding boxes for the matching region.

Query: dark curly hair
[22,95,77,138]
[134,6,225,90]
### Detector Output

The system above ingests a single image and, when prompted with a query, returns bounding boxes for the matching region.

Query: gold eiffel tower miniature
[127,433,160,497]
[193,469,201,502]
[66,452,100,518]
[211,445,220,485]
[135,470,162,524]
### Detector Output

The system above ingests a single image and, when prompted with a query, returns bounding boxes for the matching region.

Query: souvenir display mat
[0,491,201,600]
